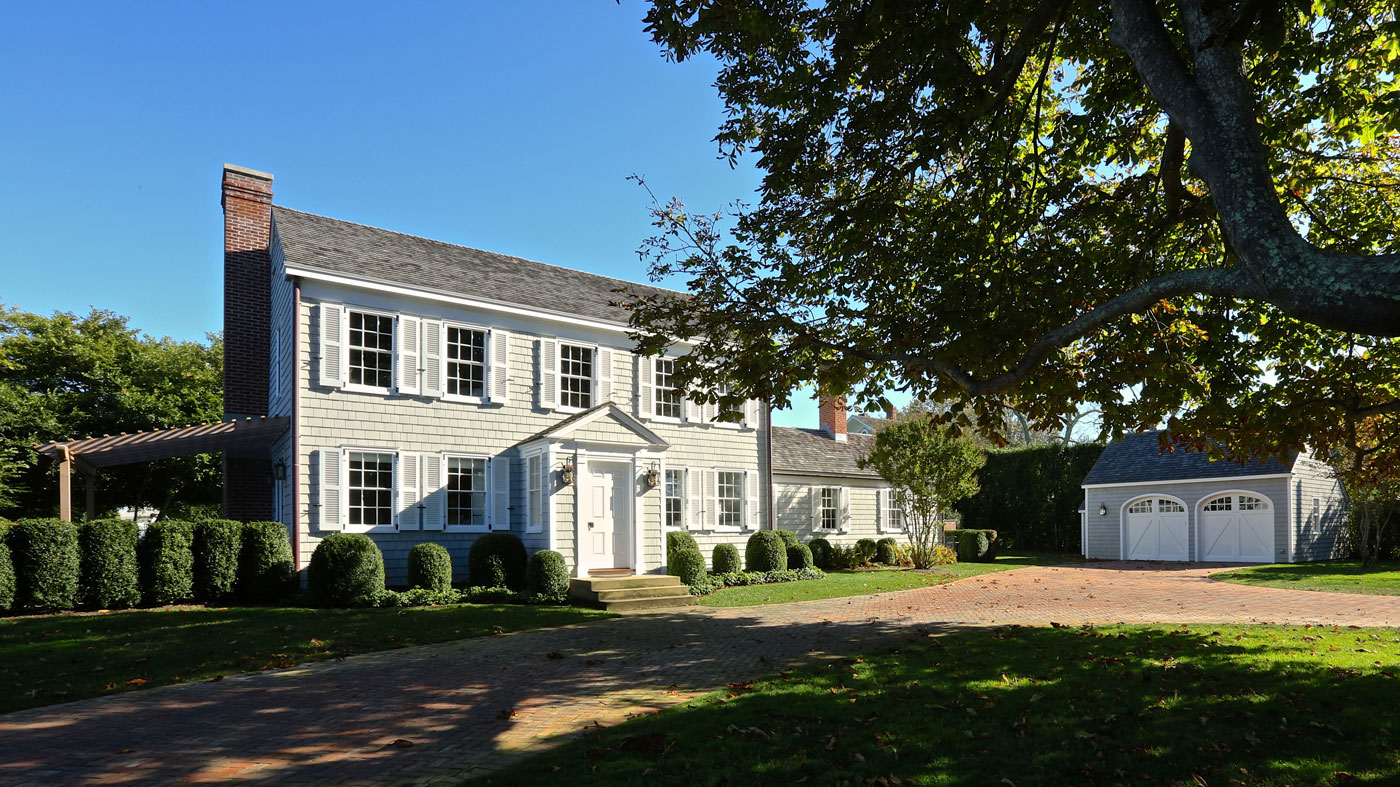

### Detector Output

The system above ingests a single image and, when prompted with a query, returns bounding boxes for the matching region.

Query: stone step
[594,584,693,603]
[600,593,699,613]
[569,574,682,596]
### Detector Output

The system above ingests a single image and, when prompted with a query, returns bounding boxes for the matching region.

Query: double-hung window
[714,384,743,426]
[654,358,682,420]
[559,342,594,409]
[445,457,487,528]
[888,490,905,532]
[819,487,840,531]
[527,454,545,532]
[665,468,685,529]
[717,471,744,529]
[347,311,393,389]
[347,451,394,527]
[446,326,487,399]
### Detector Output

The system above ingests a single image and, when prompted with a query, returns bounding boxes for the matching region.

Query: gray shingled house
[1081,431,1347,564]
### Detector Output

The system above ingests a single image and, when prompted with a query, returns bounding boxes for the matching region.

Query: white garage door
[1124,497,1189,561]
[1199,493,1274,562]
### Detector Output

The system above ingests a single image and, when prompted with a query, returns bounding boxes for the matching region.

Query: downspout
[765,400,774,529]
[291,279,302,573]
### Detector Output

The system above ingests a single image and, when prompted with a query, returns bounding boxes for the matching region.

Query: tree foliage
[0,305,222,519]
[626,0,1400,461]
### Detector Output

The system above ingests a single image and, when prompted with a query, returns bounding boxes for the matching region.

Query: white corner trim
[1082,473,1291,490]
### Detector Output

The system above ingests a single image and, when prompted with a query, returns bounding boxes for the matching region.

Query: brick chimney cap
[223,163,274,181]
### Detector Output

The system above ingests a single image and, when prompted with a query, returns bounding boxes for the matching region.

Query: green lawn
[699,552,1077,607]
[1214,560,1400,596]
[0,603,611,714]
[470,623,1400,786]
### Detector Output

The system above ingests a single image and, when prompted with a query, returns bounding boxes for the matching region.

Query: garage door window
[1129,498,1182,514]
[1204,497,1231,511]
[1239,495,1266,510]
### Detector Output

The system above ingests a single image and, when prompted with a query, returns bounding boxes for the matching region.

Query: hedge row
[687,567,826,596]
[956,443,1104,552]
[0,518,294,613]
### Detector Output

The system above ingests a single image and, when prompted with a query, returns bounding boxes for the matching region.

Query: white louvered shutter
[490,457,511,531]
[876,488,888,533]
[539,338,558,410]
[396,316,421,396]
[809,487,821,530]
[684,396,703,424]
[318,303,344,389]
[490,329,511,403]
[596,347,614,404]
[745,469,760,529]
[422,320,444,398]
[636,355,653,419]
[840,487,851,532]
[686,468,703,530]
[318,448,342,531]
[744,399,760,429]
[421,454,444,530]
[703,469,718,530]
[396,453,421,530]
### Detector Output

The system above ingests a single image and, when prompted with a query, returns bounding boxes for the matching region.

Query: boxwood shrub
[875,537,899,566]
[855,538,878,563]
[238,522,296,603]
[666,530,699,559]
[469,532,528,590]
[526,549,569,599]
[808,537,833,570]
[78,519,140,609]
[712,542,741,574]
[745,530,787,572]
[193,519,243,602]
[786,542,814,570]
[407,542,453,593]
[775,529,800,549]
[668,547,706,586]
[309,533,385,607]
[950,529,999,563]
[10,519,80,611]
[0,524,16,611]
[139,520,195,606]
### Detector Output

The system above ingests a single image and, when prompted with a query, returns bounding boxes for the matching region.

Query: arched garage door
[1199,493,1274,562]
[1124,497,1189,561]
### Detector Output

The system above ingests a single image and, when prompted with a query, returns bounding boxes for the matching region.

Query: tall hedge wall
[956,443,1104,552]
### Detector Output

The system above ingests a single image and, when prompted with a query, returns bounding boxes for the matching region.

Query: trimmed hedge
[407,542,453,593]
[527,550,570,599]
[469,532,528,590]
[786,543,814,570]
[10,519,79,611]
[776,530,800,549]
[956,443,1104,551]
[687,567,826,596]
[712,542,741,574]
[875,537,899,566]
[666,530,699,559]
[808,537,833,570]
[193,519,243,602]
[238,522,295,603]
[0,525,13,611]
[745,530,788,572]
[78,519,140,609]
[139,520,194,606]
[309,533,385,607]
[855,538,878,563]
[668,547,706,586]
[951,529,999,562]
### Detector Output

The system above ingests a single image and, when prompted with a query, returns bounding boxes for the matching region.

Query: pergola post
[58,446,72,522]
[82,463,97,522]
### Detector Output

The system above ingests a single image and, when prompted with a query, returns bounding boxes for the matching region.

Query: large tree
[625,0,1400,455]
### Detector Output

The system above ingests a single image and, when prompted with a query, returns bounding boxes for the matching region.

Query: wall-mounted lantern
[560,458,575,487]
[1099,503,1108,517]
[644,462,660,490]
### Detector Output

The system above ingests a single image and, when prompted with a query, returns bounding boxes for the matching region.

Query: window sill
[444,525,490,534]
[442,394,487,405]
[343,525,397,535]
[343,384,394,396]
[650,415,683,425]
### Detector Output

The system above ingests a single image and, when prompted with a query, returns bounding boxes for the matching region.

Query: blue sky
[0,1,876,427]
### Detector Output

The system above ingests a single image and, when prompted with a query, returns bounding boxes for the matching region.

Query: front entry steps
[569,574,699,612]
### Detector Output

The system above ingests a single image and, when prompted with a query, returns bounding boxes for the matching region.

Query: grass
[0,603,611,714]
[699,551,1077,607]
[1214,560,1400,596]
[470,623,1400,786]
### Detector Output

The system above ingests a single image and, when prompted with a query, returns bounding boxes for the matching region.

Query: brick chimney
[818,393,848,442]
[884,403,897,420]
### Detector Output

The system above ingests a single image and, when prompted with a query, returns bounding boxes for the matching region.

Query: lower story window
[888,490,904,531]
[665,469,684,529]
[717,471,744,529]
[447,457,487,527]
[348,451,394,527]
[528,455,544,529]
[820,487,839,531]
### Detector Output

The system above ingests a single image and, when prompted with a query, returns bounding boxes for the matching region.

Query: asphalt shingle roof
[772,427,881,479]
[1081,430,1296,486]
[272,206,680,325]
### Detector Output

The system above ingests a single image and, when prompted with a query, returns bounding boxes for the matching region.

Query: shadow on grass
[1218,561,1400,584]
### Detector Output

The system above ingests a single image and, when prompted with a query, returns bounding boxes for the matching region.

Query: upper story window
[559,343,594,409]
[446,456,487,528]
[446,326,487,399]
[717,471,744,529]
[654,358,682,420]
[347,451,394,527]
[665,468,685,529]
[348,311,393,389]
[819,487,840,531]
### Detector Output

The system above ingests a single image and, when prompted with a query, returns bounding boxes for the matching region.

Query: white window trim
[817,485,848,534]
[713,467,747,533]
[441,452,492,533]
[440,320,491,405]
[556,339,599,414]
[525,450,550,534]
[340,446,398,534]
[662,465,687,531]
[880,487,906,533]
[342,307,398,395]
[650,356,684,423]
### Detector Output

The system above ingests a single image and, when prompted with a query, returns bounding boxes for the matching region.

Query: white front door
[1199,493,1274,562]
[1124,497,1189,561]
[584,460,632,570]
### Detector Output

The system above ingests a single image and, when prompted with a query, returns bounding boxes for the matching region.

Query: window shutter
[318,448,342,531]
[703,469,717,530]
[876,488,888,533]
[596,347,614,403]
[538,338,558,410]
[839,487,851,532]
[684,395,703,424]
[421,320,444,398]
[745,469,760,529]
[743,399,759,429]
[636,355,653,419]
[490,329,512,403]
[490,456,511,531]
[396,316,421,396]
[318,303,344,389]
[396,453,420,530]
[686,467,703,530]
[810,487,821,530]
[421,453,444,530]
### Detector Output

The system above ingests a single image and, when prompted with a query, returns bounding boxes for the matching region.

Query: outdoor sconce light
[644,463,661,490]
[1099,503,1108,517]
[560,458,575,486]
[271,460,287,482]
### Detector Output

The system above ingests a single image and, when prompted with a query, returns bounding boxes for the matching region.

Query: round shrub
[78,519,140,609]
[855,538,878,563]
[238,522,296,603]
[776,530,800,549]
[10,519,79,611]
[668,547,706,586]
[309,533,385,607]
[0,525,15,611]
[808,537,833,570]
[712,542,741,574]
[875,537,899,566]
[193,519,243,602]
[527,549,570,599]
[407,542,453,593]
[786,543,814,570]
[468,532,528,590]
[666,530,699,559]
[745,530,788,572]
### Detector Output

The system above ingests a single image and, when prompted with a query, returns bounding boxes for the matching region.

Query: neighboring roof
[272,206,682,325]
[515,402,667,449]
[33,417,290,469]
[1081,430,1296,486]
[772,427,880,479]
[847,413,892,434]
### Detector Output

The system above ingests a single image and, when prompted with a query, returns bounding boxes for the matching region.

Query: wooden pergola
[33,416,289,521]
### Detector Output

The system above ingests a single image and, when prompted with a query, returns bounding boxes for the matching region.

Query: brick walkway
[3,562,1398,785]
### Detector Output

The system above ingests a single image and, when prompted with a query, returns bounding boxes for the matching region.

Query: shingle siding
[774,475,887,545]
[1085,478,1291,562]
[1290,455,1349,562]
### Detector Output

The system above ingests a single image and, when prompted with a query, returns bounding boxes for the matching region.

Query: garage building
[1081,431,1348,564]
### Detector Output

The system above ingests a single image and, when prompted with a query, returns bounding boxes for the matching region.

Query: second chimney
[819,393,847,442]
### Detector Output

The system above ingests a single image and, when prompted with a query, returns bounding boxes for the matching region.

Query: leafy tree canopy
[0,305,223,519]
[626,0,1400,461]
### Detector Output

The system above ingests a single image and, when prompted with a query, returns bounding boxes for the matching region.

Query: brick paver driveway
[3,562,1398,785]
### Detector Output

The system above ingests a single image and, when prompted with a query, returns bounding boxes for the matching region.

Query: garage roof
[1082,430,1295,486]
